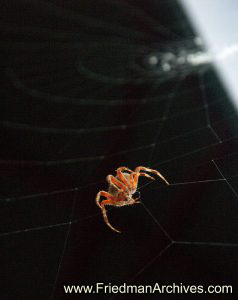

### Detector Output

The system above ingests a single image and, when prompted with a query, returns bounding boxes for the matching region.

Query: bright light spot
[187,51,212,65]
[148,55,158,65]
[215,44,238,61]
[180,0,238,111]
[162,63,171,72]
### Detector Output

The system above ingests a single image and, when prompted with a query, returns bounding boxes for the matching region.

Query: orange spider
[96,166,169,233]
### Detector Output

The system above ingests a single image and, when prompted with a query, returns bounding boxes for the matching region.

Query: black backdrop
[1,1,238,299]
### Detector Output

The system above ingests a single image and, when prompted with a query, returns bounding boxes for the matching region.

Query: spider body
[96,166,169,233]
[107,172,139,206]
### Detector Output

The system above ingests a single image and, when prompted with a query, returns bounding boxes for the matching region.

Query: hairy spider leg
[116,167,134,174]
[116,169,131,187]
[100,199,121,233]
[135,166,169,185]
[126,172,140,200]
[130,173,137,192]
[132,172,155,191]
[106,175,129,193]
[96,191,114,208]
[130,173,134,191]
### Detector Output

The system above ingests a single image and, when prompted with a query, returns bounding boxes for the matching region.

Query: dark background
[1,0,238,299]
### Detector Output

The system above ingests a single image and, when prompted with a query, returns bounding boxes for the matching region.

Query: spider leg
[96,191,113,208]
[138,172,155,180]
[129,173,137,193]
[100,199,121,233]
[116,167,134,174]
[116,169,131,188]
[131,172,155,193]
[107,175,129,193]
[135,166,169,185]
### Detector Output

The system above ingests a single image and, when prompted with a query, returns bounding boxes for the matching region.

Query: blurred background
[1,0,238,299]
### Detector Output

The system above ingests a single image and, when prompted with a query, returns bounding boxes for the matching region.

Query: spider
[96,166,169,233]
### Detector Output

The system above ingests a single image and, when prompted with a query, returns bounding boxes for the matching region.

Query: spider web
[1,0,238,299]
